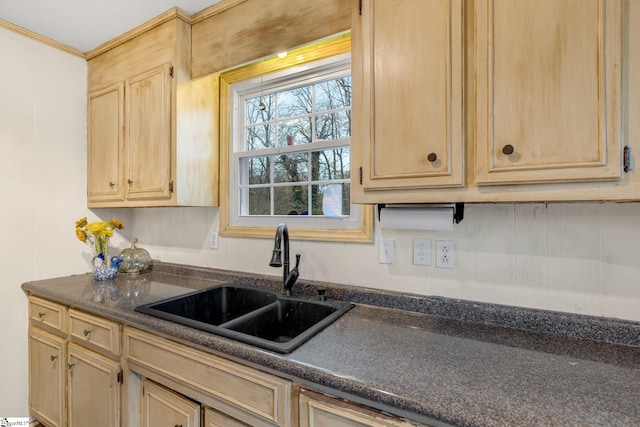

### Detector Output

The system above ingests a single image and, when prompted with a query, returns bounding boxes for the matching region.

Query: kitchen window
[219,34,373,242]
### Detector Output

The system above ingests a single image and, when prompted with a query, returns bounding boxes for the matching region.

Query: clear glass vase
[94,235,110,267]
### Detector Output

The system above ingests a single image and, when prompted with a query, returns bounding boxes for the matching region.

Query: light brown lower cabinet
[28,328,66,427]
[299,389,426,427]
[142,379,200,427]
[140,380,260,427]
[124,327,293,427]
[67,342,121,427]
[28,296,427,427]
[203,407,250,427]
[28,296,123,427]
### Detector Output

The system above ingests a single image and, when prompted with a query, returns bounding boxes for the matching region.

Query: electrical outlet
[210,231,219,249]
[378,239,396,264]
[436,240,455,269]
[413,238,431,266]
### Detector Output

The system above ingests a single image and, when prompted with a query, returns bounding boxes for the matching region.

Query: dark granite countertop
[22,263,640,427]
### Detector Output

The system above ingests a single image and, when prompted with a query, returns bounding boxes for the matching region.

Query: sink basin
[136,285,278,326]
[135,284,353,353]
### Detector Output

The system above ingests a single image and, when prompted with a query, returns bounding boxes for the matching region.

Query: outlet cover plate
[436,240,455,269]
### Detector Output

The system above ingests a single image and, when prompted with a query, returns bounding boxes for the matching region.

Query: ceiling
[0,0,222,53]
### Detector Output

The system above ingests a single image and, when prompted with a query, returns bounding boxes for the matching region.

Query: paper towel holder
[377,203,464,224]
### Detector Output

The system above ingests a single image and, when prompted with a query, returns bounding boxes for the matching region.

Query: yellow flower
[74,217,124,254]
[109,218,124,230]
[75,228,87,242]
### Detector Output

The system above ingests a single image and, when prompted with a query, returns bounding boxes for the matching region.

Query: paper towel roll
[379,207,454,231]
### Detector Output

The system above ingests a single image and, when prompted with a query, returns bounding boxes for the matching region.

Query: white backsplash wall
[0,27,88,416]
[131,202,640,323]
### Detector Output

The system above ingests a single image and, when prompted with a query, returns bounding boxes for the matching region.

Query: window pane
[235,60,354,221]
[274,153,308,183]
[312,183,351,216]
[311,148,350,180]
[277,86,312,119]
[246,95,274,124]
[246,124,275,150]
[277,118,312,146]
[315,110,351,141]
[316,76,352,111]
[244,156,271,185]
[274,185,309,215]
[247,187,271,215]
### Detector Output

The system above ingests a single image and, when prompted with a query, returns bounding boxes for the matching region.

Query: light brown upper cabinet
[87,9,218,208]
[475,0,622,185]
[88,82,125,202]
[352,0,630,204]
[88,65,172,203]
[352,0,464,193]
[124,64,173,201]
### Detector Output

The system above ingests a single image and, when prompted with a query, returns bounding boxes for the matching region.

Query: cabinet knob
[38,312,46,319]
[109,181,115,187]
[83,329,91,337]
[127,179,134,185]
[68,363,75,370]
[427,152,438,162]
[502,144,514,155]
[50,355,57,362]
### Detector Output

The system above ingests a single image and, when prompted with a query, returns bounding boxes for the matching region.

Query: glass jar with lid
[118,238,151,275]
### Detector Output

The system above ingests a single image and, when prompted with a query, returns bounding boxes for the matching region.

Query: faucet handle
[294,253,301,268]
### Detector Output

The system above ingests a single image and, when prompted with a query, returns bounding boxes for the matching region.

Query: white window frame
[218,33,373,242]
[230,54,362,230]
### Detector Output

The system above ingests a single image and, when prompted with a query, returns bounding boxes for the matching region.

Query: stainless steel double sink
[135,284,353,353]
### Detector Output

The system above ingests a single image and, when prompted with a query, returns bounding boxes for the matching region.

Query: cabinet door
[354,0,464,190]
[126,63,173,200]
[299,390,421,427]
[88,82,125,202]
[68,343,121,427]
[204,407,249,427]
[475,0,622,185]
[142,379,201,427]
[29,328,66,427]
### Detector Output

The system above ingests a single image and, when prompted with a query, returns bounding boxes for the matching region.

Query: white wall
[131,202,640,323]
[0,27,88,416]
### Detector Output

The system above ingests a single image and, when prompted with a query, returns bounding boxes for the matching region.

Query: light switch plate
[413,238,431,266]
[379,239,395,264]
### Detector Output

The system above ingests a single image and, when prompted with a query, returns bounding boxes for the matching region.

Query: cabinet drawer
[299,389,427,427]
[69,309,121,357]
[124,327,292,427]
[29,296,67,334]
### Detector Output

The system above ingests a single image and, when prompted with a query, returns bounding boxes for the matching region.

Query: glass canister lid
[119,238,151,275]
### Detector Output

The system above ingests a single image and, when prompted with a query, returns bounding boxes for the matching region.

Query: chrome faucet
[269,223,301,296]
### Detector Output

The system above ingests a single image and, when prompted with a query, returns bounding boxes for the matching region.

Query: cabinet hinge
[169,66,174,78]
[359,0,362,15]
[169,181,174,193]
[117,368,123,384]
[359,167,363,185]
[623,146,631,172]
